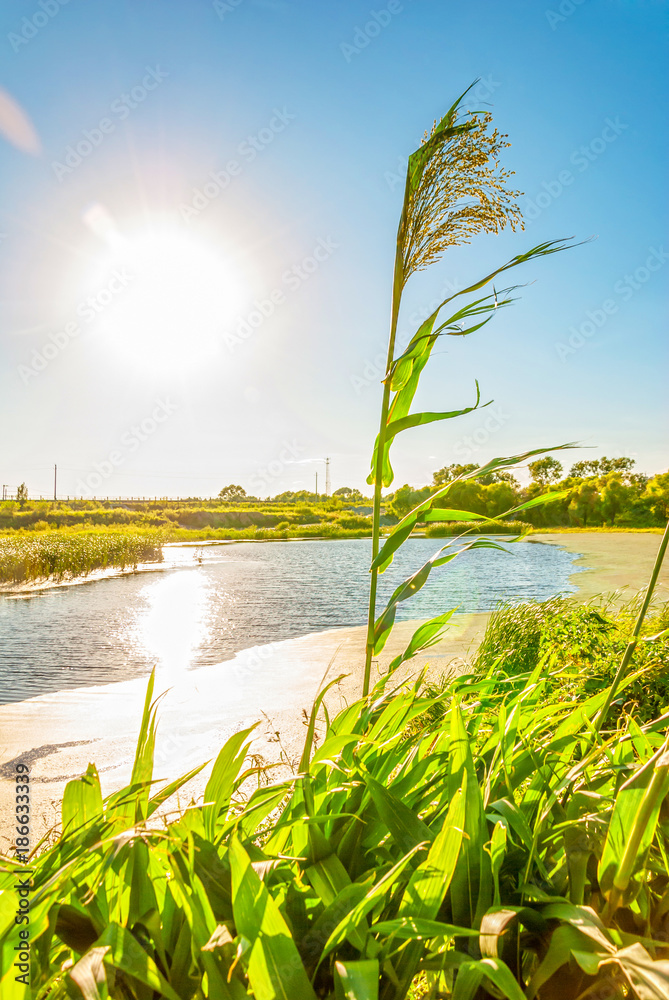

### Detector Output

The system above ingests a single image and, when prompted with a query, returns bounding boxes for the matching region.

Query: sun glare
[81,227,247,374]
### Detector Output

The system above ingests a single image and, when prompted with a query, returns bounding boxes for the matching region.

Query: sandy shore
[0,614,484,851]
[1,529,666,852]
[533,530,668,602]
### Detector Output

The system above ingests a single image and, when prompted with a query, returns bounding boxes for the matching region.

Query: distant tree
[333,486,364,501]
[569,456,635,480]
[484,481,519,518]
[218,484,247,501]
[16,482,28,507]
[599,456,635,476]
[479,470,521,487]
[600,476,629,525]
[528,457,563,486]
[646,473,669,521]
[273,490,318,504]
[568,481,602,526]
[388,484,432,519]
[568,460,600,479]
[432,463,479,487]
[629,472,649,493]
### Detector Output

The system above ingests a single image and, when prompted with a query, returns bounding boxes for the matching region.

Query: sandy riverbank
[533,530,669,601]
[1,529,666,851]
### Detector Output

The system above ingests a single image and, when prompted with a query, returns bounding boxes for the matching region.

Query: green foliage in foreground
[0,530,165,585]
[3,653,669,999]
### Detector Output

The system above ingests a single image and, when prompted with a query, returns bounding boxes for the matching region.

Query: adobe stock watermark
[76,399,178,497]
[51,66,169,181]
[213,0,243,19]
[234,641,283,681]
[453,406,510,461]
[7,0,72,53]
[223,237,339,353]
[545,0,589,31]
[180,108,296,222]
[249,440,305,496]
[384,76,500,191]
[350,277,460,394]
[524,117,627,222]
[555,245,667,362]
[17,268,134,384]
[340,0,405,62]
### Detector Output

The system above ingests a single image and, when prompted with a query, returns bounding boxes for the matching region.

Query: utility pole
[315,471,318,497]
[325,457,331,497]
[54,464,57,501]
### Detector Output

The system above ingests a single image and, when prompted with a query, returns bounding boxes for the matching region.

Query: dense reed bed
[0,530,164,585]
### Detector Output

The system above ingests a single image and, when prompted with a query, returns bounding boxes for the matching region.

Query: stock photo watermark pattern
[51,66,169,180]
[76,398,178,497]
[524,117,627,222]
[7,0,72,53]
[555,245,667,361]
[223,237,339,353]
[180,107,297,222]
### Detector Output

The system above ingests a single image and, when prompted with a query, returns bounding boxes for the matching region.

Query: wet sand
[1,529,666,852]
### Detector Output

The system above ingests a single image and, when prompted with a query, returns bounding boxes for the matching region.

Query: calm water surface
[0,538,580,703]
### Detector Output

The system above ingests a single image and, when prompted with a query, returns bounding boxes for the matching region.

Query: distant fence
[0,496,329,505]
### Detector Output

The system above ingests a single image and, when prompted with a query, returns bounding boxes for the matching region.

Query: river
[0,537,580,704]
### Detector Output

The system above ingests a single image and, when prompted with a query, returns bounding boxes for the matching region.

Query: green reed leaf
[203,723,257,840]
[334,959,379,1000]
[230,834,318,1000]
[62,763,103,836]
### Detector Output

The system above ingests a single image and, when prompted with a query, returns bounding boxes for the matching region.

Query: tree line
[387,456,668,527]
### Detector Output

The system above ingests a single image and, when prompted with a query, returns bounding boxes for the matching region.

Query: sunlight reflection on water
[130,571,211,684]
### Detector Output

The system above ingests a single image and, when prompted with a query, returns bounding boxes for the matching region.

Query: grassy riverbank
[0,530,165,585]
[2,521,665,587]
[0,524,380,585]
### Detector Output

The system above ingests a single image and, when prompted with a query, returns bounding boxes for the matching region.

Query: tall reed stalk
[363,85,577,695]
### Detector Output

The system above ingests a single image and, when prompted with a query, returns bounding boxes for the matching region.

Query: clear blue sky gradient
[0,0,667,498]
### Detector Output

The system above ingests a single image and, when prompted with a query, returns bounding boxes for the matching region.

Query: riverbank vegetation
[389,459,668,529]
[0,530,165,585]
[2,458,665,539]
[0,521,380,585]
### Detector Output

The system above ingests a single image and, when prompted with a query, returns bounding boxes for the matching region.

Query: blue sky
[0,0,667,498]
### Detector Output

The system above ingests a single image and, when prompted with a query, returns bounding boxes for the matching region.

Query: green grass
[0,529,165,585]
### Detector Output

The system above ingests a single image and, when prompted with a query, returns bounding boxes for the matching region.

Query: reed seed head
[399,108,524,286]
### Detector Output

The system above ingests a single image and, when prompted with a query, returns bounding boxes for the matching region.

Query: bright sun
[82,227,246,374]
